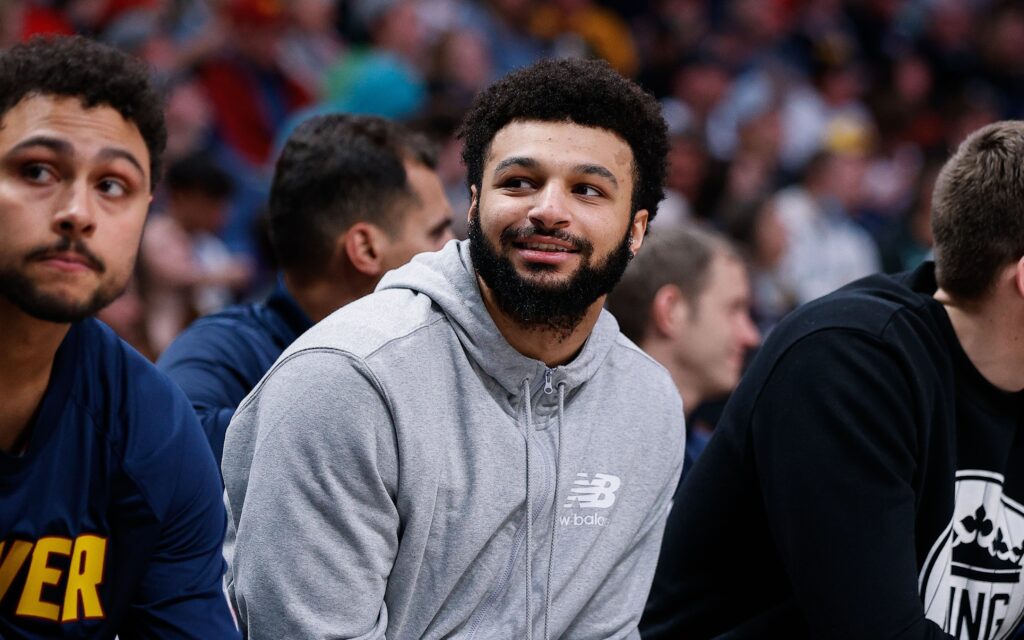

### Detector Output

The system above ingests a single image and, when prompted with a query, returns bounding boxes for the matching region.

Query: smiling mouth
[514,241,577,253]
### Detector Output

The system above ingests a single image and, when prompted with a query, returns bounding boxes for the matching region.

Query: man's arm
[119,383,240,639]
[752,330,950,639]
[158,321,267,463]
[224,349,400,640]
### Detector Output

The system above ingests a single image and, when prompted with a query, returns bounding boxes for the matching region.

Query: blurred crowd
[3,0,1022,358]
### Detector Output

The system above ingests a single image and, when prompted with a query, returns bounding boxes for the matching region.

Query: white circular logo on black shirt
[920,470,1024,639]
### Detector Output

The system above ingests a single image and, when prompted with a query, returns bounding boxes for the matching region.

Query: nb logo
[564,473,621,509]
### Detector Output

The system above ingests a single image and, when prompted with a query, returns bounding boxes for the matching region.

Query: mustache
[25,237,106,273]
[499,226,594,254]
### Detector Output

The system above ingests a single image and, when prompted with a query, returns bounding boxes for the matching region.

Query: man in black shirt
[643,122,1024,639]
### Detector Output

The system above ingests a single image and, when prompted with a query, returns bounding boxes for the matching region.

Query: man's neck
[936,288,1024,393]
[643,339,700,418]
[0,300,70,454]
[477,275,603,368]
[283,272,370,324]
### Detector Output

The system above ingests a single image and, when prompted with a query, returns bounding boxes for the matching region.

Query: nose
[437,226,455,248]
[51,180,96,239]
[739,312,761,349]
[527,183,571,230]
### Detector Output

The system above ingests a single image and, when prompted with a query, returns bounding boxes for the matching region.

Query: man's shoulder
[169,300,273,347]
[609,331,678,383]
[286,288,443,361]
[771,270,937,349]
[604,331,685,432]
[61,320,210,512]
[157,300,281,373]
[76,318,185,412]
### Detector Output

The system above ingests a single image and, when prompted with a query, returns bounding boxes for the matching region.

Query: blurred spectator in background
[778,45,873,174]
[773,144,880,305]
[198,0,311,168]
[280,0,345,97]
[879,160,940,275]
[320,0,427,120]
[158,114,453,463]
[530,0,638,77]
[607,224,760,473]
[162,75,215,162]
[196,0,312,259]
[660,50,733,160]
[1,1,21,47]
[140,152,251,354]
[459,0,548,81]
[635,0,710,98]
[425,27,492,122]
[656,131,708,225]
[718,195,794,335]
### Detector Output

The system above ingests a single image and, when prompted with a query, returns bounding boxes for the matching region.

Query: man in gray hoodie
[222,58,685,639]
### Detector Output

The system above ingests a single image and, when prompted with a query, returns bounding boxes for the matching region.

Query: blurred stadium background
[3,0,1020,358]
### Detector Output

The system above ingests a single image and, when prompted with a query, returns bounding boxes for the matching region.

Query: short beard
[468,211,633,340]
[0,239,121,324]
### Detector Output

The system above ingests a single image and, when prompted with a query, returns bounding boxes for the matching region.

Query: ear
[1015,256,1024,299]
[650,283,689,339]
[629,209,649,257]
[340,222,388,277]
[468,184,479,225]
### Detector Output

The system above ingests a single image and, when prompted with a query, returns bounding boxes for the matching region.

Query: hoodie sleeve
[225,349,400,640]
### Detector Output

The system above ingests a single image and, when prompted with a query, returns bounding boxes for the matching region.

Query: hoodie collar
[377,240,621,399]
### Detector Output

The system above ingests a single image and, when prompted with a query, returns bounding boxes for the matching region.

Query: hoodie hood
[376,239,621,398]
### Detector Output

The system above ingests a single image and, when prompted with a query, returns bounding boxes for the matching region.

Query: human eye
[97,177,129,198]
[573,183,604,198]
[21,163,59,185]
[500,176,535,190]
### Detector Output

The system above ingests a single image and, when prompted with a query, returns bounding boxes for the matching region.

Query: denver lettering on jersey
[0,534,107,623]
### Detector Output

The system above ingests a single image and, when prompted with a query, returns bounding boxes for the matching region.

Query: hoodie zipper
[466,372,556,640]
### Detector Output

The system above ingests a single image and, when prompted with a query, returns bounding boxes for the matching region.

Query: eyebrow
[97,147,146,179]
[6,135,146,180]
[574,163,618,189]
[493,156,540,174]
[6,136,72,158]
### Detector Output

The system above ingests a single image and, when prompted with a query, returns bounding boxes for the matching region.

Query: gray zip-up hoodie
[223,240,685,640]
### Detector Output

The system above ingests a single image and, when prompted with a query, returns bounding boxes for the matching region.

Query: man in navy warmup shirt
[643,122,1024,639]
[0,36,239,639]
[157,114,453,463]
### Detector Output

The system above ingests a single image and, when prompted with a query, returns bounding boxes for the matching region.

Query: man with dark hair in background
[158,113,453,464]
[644,122,1024,639]
[0,36,238,638]
[222,58,683,639]
[605,224,760,473]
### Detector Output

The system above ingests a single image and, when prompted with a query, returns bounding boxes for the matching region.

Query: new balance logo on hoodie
[560,473,620,527]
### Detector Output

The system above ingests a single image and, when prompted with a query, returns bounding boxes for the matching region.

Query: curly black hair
[458,58,668,223]
[0,35,166,189]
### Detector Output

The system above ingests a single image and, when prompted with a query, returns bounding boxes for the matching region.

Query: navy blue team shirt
[157,280,312,464]
[0,318,240,639]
